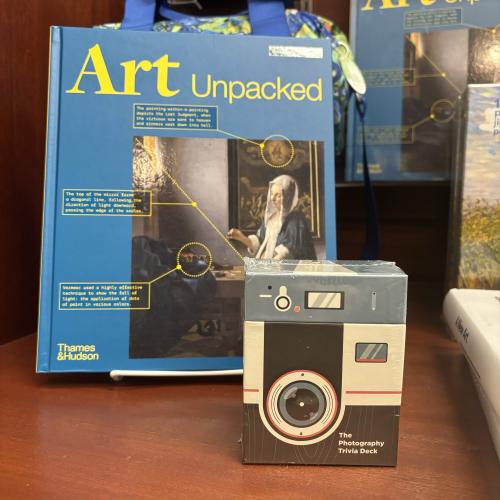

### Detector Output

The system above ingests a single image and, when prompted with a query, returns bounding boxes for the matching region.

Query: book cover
[447,84,500,290]
[470,369,500,461]
[443,288,500,419]
[347,0,500,181]
[37,27,336,373]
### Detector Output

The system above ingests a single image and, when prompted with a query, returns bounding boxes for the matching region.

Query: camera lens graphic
[278,381,325,427]
[266,370,338,440]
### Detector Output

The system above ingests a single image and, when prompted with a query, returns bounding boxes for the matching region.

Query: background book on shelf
[346,0,500,182]
[471,370,500,462]
[443,288,500,423]
[446,84,500,290]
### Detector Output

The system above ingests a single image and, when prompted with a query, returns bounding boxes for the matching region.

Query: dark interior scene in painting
[129,136,325,359]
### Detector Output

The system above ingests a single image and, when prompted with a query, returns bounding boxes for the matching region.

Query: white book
[470,369,500,461]
[443,288,500,421]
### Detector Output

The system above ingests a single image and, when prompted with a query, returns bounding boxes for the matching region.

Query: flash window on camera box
[355,343,388,363]
[305,291,344,309]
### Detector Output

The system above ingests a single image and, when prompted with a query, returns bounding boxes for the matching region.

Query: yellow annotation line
[149,267,178,285]
[415,74,443,79]
[460,23,498,34]
[193,205,244,262]
[216,128,262,147]
[151,202,193,206]
[163,175,195,204]
[143,143,245,265]
[421,53,461,94]
[405,36,461,95]
[409,116,432,129]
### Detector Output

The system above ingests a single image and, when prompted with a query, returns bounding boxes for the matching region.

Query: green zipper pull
[336,41,366,95]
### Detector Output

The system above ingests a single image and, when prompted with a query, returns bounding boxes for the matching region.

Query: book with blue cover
[37,27,336,373]
[346,0,500,181]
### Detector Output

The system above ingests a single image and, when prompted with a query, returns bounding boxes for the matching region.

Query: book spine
[349,0,358,56]
[443,291,500,421]
[36,27,62,372]
[470,370,500,461]
[444,95,467,291]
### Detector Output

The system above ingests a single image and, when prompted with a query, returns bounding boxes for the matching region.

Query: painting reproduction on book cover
[448,84,500,290]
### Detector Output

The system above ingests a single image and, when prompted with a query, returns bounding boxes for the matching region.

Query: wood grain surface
[1,287,499,499]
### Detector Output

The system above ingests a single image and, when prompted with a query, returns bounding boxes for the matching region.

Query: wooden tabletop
[1,287,499,499]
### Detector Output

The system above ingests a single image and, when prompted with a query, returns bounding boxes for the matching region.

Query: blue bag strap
[247,0,290,36]
[355,95,379,260]
[121,0,157,31]
[121,0,290,36]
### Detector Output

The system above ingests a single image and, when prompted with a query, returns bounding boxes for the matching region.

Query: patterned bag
[100,0,366,155]
[104,0,377,259]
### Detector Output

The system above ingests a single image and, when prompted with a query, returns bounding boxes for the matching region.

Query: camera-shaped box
[242,260,407,465]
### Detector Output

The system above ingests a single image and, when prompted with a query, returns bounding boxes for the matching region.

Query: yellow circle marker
[176,242,212,278]
[260,134,295,168]
[191,201,197,207]
[441,72,446,77]
[430,99,455,124]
